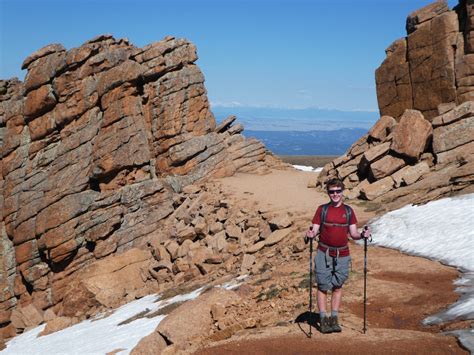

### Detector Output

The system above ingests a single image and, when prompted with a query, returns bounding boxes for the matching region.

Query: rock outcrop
[376,0,474,121]
[318,0,474,211]
[0,35,273,337]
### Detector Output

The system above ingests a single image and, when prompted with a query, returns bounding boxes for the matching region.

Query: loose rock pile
[145,182,295,290]
[317,103,474,210]
[1,180,299,340]
[127,182,311,355]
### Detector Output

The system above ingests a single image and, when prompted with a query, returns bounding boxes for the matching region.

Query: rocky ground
[185,168,469,354]
[2,166,469,354]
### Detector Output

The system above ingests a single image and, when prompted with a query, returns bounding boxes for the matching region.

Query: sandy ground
[215,168,374,224]
[194,168,468,354]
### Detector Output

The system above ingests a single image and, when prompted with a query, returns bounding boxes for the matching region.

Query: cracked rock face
[0,35,270,336]
[376,0,474,121]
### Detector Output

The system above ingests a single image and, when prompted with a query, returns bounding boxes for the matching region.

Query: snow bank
[292,165,323,173]
[370,193,474,272]
[369,193,474,352]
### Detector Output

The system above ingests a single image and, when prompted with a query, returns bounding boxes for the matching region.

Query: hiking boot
[319,316,332,334]
[329,315,342,333]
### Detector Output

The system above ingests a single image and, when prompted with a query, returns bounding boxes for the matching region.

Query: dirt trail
[194,169,468,354]
[215,169,373,223]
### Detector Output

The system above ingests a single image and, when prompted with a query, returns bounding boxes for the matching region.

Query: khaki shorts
[314,249,351,291]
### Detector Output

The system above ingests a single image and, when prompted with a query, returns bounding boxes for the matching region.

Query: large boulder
[390,110,433,161]
[130,332,168,355]
[132,287,241,353]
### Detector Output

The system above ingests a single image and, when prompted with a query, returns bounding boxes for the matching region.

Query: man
[305,178,370,334]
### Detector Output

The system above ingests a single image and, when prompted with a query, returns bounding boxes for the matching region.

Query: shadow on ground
[295,311,320,337]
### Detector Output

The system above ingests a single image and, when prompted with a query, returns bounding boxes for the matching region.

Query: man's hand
[305,227,316,239]
[304,226,315,244]
[360,225,372,239]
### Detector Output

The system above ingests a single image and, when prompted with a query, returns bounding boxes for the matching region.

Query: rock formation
[0,35,276,338]
[376,0,474,120]
[318,0,474,210]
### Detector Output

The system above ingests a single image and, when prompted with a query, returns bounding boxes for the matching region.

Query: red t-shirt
[312,203,357,255]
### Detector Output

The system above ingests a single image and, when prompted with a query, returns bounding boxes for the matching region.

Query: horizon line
[210,103,379,113]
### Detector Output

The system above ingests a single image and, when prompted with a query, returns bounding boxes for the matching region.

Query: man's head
[326,178,344,192]
[326,178,344,204]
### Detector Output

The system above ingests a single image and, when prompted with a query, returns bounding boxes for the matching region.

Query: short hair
[326,178,344,191]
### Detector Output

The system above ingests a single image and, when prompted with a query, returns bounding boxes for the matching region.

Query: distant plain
[213,106,375,156]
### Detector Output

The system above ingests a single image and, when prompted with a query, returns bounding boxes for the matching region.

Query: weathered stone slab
[97,60,144,97]
[369,155,405,180]
[348,134,369,157]
[360,177,395,201]
[362,142,391,164]
[432,116,474,153]
[215,115,236,133]
[437,102,456,115]
[436,141,474,164]
[227,123,244,135]
[368,116,396,141]
[392,161,430,187]
[168,134,219,166]
[24,84,57,119]
[156,288,240,347]
[407,12,458,119]
[336,155,362,179]
[246,241,265,254]
[391,110,432,160]
[21,43,66,70]
[332,154,350,168]
[268,214,292,230]
[432,101,474,127]
[264,228,291,246]
[24,52,67,93]
[131,332,167,355]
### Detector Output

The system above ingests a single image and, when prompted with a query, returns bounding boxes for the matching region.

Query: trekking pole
[309,236,313,338]
[305,227,314,338]
[363,226,371,334]
[363,235,367,334]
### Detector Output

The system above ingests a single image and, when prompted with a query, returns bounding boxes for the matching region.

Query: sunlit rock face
[0,34,269,336]
[376,0,474,121]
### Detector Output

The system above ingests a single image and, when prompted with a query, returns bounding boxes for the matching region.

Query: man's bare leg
[317,289,328,315]
[331,287,342,312]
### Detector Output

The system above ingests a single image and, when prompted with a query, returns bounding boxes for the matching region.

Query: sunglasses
[328,189,343,195]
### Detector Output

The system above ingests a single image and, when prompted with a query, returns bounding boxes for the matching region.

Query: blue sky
[0,0,458,112]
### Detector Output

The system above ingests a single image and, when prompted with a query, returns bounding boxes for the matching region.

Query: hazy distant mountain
[212,106,378,131]
[212,106,375,155]
[242,129,367,155]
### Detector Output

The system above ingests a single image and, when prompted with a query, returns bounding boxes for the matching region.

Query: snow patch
[292,165,323,173]
[369,193,474,352]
